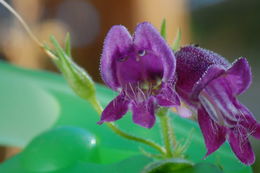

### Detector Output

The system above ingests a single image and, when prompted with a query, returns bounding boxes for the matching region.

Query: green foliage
[142,158,193,173]
[160,19,181,51]
[179,163,223,173]
[20,126,99,172]
[172,28,181,51]
[160,19,167,39]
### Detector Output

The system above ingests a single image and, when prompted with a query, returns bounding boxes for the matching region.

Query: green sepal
[160,19,167,39]
[65,33,72,57]
[172,28,181,51]
[44,35,96,102]
[173,128,194,158]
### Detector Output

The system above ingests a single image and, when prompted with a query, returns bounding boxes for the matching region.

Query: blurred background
[0,0,259,171]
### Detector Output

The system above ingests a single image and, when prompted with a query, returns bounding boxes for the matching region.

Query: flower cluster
[99,22,260,165]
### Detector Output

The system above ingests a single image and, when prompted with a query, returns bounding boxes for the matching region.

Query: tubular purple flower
[175,45,260,165]
[98,22,180,128]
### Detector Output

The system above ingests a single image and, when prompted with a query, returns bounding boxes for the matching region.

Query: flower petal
[101,25,132,90]
[133,22,176,82]
[225,57,252,95]
[156,83,180,107]
[233,101,260,139]
[175,46,229,99]
[198,106,227,157]
[191,65,225,101]
[252,124,260,139]
[98,93,130,124]
[228,127,255,165]
[131,97,156,128]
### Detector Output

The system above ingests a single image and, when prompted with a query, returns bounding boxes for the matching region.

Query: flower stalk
[90,98,166,155]
[157,108,176,158]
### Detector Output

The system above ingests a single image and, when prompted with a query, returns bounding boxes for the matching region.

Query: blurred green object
[21,126,100,172]
[0,61,252,173]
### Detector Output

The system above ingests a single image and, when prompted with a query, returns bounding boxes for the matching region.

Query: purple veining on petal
[156,82,180,107]
[131,97,156,128]
[233,100,260,139]
[201,76,241,126]
[228,127,255,165]
[198,106,227,157]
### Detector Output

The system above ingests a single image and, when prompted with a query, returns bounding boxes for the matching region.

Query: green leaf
[178,163,224,173]
[0,67,59,147]
[20,126,100,172]
[172,28,181,51]
[65,33,72,57]
[142,158,193,173]
[160,19,167,39]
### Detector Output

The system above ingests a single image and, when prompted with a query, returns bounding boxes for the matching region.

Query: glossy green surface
[21,126,99,172]
[0,61,252,173]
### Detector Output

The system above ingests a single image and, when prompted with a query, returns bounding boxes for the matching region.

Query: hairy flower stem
[90,98,166,155]
[157,108,176,158]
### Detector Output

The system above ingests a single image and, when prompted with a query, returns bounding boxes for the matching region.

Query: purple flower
[175,45,260,165]
[98,22,180,128]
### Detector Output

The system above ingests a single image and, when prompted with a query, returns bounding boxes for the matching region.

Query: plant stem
[157,108,176,158]
[89,98,166,155]
[0,0,42,47]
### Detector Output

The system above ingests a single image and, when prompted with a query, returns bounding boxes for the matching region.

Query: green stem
[89,98,166,155]
[0,0,42,47]
[157,108,176,158]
